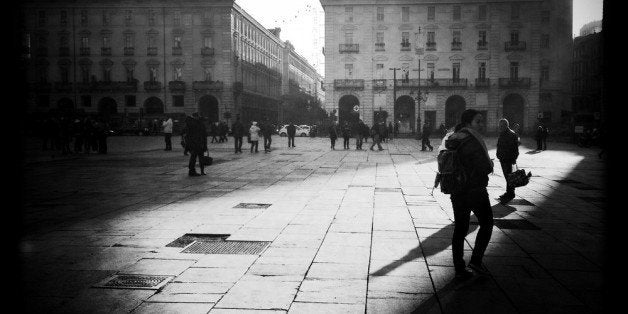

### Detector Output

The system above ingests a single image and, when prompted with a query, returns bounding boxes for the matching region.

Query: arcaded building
[572,22,603,129]
[19,0,322,126]
[319,0,572,134]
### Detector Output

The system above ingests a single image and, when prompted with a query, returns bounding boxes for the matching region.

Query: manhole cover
[233,203,272,209]
[93,274,173,290]
[494,219,540,230]
[166,234,230,248]
[508,199,534,206]
[181,240,271,255]
[375,188,401,193]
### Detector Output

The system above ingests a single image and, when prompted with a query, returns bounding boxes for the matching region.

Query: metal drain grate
[494,219,540,230]
[166,234,230,248]
[181,240,271,255]
[93,274,173,290]
[508,199,535,206]
[233,203,272,209]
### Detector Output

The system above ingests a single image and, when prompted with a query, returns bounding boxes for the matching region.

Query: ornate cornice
[475,53,491,60]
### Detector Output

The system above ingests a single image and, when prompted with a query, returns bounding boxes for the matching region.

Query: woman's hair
[454,109,482,132]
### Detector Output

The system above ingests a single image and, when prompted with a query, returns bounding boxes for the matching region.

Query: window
[376,32,384,50]
[345,7,353,23]
[402,7,409,22]
[511,3,520,20]
[126,67,134,82]
[428,6,435,21]
[173,11,181,26]
[203,67,211,81]
[124,34,134,48]
[125,10,133,26]
[173,66,182,81]
[173,95,184,107]
[479,5,487,20]
[60,11,67,26]
[402,63,410,82]
[510,30,519,43]
[102,36,110,48]
[36,65,48,83]
[479,30,487,44]
[345,32,353,44]
[80,10,88,26]
[377,7,384,21]
[453,6,461,21]
[81,36,89,48]
[59,35,68,48]
[541,10,550,24]
[427,63,435,80]
[541,34,549,48]
[453,31,461,43]
[452,63,460,81]
[478,62,486,79]
[427,31,435,43]
[510,62,519,80]
[148,10,156,26]
[102,65,111,82]
[541,65,549,81]
[38,11,46,27]
[81,95,91,107]
[102,11,110,26]
[37,95,50,107]
[125,95,136,107]
[402,32,410,48]
[148,35,156,48]
[173,36,181,48]
[344,64,353,77]
[376,63,384,78]
[149,66,158,82]
[203,36,212,48]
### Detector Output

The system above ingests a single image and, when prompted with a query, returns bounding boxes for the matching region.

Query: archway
[394,95,415,134]
[445,95,466,128]
[98,97,118,115]
[503,93,525,131]
[338,95,360,127]
[199,95,219,123]
[144,96,164,115]
[57,98,74,113]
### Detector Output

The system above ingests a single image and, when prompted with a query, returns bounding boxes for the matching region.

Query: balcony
[101,47,111,56]
[504,41,526,52]
[475,78,490,88]
[201,47,215,56]
[372,79,387,91]
[401,42,411,51]
[339,44,359,53]
[168,80,186,91]
[124,47,135,56]
[451,41,462,51]
[426,42,436,51]
[80,47,90,56]
[477,41,488,50]
[193,80,224,91]
[375,43,385,51]
[498,77,531,88]
[422,78,468,88]
[58,47,70,56]
[172,47,182,55]
[334,79,364,90]
[54,82,73,92]
[36,47,48,56]
[143,80,162,91]
[77,81,138,93]
[147,47,158,56]
[395,79,420,88]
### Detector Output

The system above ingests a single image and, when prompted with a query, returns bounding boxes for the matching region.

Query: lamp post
[412,29,428,137]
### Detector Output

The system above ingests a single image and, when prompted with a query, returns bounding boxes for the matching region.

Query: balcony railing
[426,42,436,51]
[80,47,90,56]
[504,41,526,51]
[101,47,111,56]
[143,80,162,91]
[401,42,411,51]
[475,78,490,88]
[421,78,468,88]
[339,44,359,53]
[147,47,158,56]
[193,80,224,91]
[168,80,186,91]
[54,82,73,92]
[498,77,531,88]
[124,47,135,56]
[477,41,488,50]
[451,42,462,51]
[334,79,364,90]
[395,79,420,88]
[375,43,385,51]
[172,47,182,55]
[201,47,215,56]
[58,47,70,56]
[372,79,387,91]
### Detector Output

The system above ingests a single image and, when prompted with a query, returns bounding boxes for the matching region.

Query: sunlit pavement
[20,135,606,313]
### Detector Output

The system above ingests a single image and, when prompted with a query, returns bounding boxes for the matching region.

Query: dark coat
[341,124,352,137]
[422,124,432,139]
[184,116,207,153]
[231,120,245,137]
[287,124,296,136]
[496,129,520,163]
[445,130,493,191]
[261,122,274,137]
[328,125,338,139]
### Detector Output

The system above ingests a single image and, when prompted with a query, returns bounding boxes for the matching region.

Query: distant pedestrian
[496,118,519,204]
[342,121,352,149]
[394,121,400,138]
[328,122,338,150]
[370,121,384,151]
[388,122,394,140]
[261,118,273,153]
[362,122,370,143]
[94,118,109,154]
[83,117,95,154]
[162,116,173,151]
[541,125,549,150]
[535,125,544,150]
[185,112,208,176]
[287,122,296,147]
[231,115,245,153]
[72,118,84,153]
[210,122,219,143]
[421,121,434,151]
[445,109,494,280]
[249,121,260,153]
[354,119,365,150]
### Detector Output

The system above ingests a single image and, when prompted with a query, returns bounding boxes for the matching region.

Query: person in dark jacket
[393,121,400,138]
[287,122,296,147]
[354,120,365,150]
[209,122,218,143]
[185,113,208,176]
[496,118,520,204]
[387,122,394,141]
[362,122,369,143]
[535,125,544,150]
[541,125,549,150]
[261,118,273,153]
[341,121,352,149]
[369,121,384,151]
[328,122,338,150]
[231,115,245,153]
[421,121,433,151]
[445,109,494,280]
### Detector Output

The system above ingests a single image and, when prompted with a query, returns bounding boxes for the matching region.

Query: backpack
[434,133,471,194]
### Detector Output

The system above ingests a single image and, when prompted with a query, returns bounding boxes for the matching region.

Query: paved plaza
[19,135,607,313]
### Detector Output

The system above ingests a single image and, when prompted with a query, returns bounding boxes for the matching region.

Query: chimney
[268,27,281,38]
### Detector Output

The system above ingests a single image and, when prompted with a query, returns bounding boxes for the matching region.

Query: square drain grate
[508,199,535,206]
[233,203,272,209]
[166,234,230,248]
[494,219,540,230]
[182,240,271,255]
[93,274,173,290]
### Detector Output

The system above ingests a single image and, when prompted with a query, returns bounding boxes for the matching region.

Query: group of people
[209,121,230,143]
[38,115,110,155]
[327,120,402,151]
[534,124,549,151]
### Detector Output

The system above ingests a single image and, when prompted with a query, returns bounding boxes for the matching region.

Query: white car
[279,125,310,137]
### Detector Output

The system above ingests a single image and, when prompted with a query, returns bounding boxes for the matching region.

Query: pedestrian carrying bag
[506,164,531,188]
[200,152,213,166]
[433,134,472,194]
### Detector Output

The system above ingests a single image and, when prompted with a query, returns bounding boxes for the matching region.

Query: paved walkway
[20,135,606,313]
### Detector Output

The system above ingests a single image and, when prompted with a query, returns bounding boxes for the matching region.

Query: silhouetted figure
[342,121,352,149]
[354,119,366,150]
[421,121,433,151]
[185,113,208,176]
[162,116,173,151]
[287,122,296,147]
[231,116,245,153]
[370,121,385,151]
[496,118,519,204]
[328,122,338,150]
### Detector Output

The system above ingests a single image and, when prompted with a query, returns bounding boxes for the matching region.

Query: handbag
[506,164,531,188]
[200,151,213,166]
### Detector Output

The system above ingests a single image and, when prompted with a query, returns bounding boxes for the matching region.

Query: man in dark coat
[328,122,338,150]
[231,115,245,153]
[541,125,549,150]
[496,118,520,204]
[342,121,352,149]
[261,118,273,153]
[287,122,296,147]
[421,121,433,151]
[185,113,208,176]
[369,121,384,151]
[354,119,365,150]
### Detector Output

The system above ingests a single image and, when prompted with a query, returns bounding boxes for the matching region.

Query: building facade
[19,0,322,127]
[572,27,603,130]
[282,41,324,102]
[319,0,572,134]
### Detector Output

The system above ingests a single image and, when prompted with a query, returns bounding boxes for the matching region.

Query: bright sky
[235,0,604,75]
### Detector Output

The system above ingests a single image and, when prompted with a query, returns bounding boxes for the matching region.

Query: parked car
[279,124,310,137]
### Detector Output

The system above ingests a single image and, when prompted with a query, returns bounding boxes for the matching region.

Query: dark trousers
[356,135,363,149]
[188,150,205,174]
[421,137,433,150]
[500,161,515,196]
[451,188,494,271]
[541,138,547,150]
[370,135,382,150]
[288,135,295,147]
[536,138,542,150]
[250,140,259,152]
[343,136,350,149]
[330,137,336,149]
[164,133,172,150]
[264,136,272,151]
[234,137,243,152]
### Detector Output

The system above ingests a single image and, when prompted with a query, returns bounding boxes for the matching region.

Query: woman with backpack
[443,109,494,280]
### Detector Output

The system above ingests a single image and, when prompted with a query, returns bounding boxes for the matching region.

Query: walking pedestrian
[162,116,173,151]
[287,122,296,147]
[394,121,400,138]
[231,115,245,153]
[249,121,260,153]
[445,109,494,280]
[220,121,229,143]
[496,118,519,204]
[362,122,369,143]
[185,113,208,176]
[541,125,549,150]
[328,121,338,150]
[261,118,273,153]
[421,121,434,151]
[354,119,365,150]
[95,118,109,154]
[369,120,384,151]
[535,125,543,150]
[210,122,219,143]
[342,121,352,149]
[388,122,394,140]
